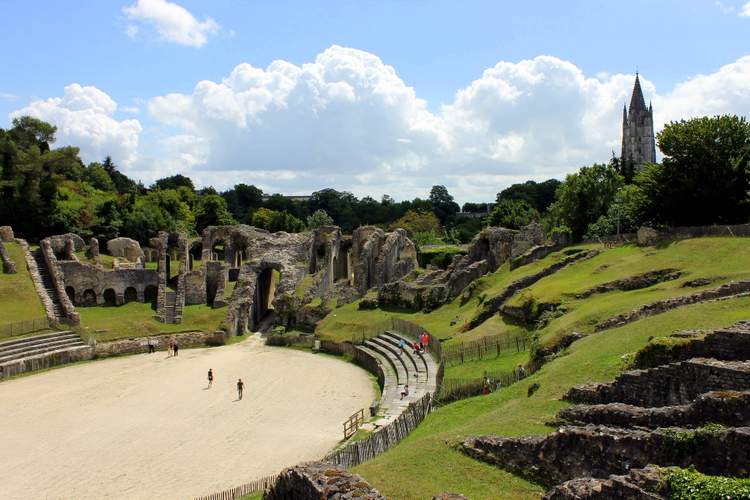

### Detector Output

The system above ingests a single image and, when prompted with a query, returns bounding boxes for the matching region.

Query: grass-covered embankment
[0,242,49,336]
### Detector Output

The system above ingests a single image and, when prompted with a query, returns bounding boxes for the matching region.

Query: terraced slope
[0,242,48,334]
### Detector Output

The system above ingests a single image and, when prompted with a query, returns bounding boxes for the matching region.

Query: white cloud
[123,0,219,48]
[740,1,750,16]
[9,84,142,168]
[0,92,18,101]
[13,47,750,202]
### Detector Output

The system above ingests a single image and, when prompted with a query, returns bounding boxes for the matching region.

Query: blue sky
[2,0,750,202]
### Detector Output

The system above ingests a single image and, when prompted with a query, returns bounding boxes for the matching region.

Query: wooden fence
[323,392,433,469]
[0,317,49,338]
[343,408,365,439]
[442,332,527,366]
[434,360,540,406]
[192,473,278,500]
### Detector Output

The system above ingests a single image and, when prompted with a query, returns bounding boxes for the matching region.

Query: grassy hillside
[0,242,48,335]
[313,237,750,498]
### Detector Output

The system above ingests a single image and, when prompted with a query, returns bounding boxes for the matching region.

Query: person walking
[173,341,179,357]
[147,338,155,354]
[237,378,244,400]
[207,368,214,389]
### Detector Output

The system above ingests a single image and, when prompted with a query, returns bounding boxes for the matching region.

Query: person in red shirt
[420,332,429,349]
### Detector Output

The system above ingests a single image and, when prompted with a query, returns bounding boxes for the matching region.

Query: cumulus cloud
[10,83,142,167]
[12,47,750,202]
[740,1,750,16]
[123,0,219,47]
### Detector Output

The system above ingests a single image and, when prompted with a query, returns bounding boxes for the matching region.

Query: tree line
[2,114,748,246]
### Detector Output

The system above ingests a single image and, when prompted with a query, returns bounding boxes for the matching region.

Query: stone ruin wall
[0,239,16,274]
[58,260,158,306]
[40,238,80,325]
[265,461,385,500]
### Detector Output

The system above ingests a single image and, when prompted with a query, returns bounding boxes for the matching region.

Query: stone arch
[124,287,138,303]
[81,289,96,306]
[65,286,76,304]
[253,264,281,326]
[103,288,117,306]
[144,285,158,307]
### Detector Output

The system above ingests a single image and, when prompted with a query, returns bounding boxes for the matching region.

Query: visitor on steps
[420,332,429,350]
[207,369,213,389]
[412,342,422,355]
[237,378,244,400]
[400,384,409,400]
[398,338,406,356]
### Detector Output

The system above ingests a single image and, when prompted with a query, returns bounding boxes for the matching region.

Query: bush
[666,466,750,499]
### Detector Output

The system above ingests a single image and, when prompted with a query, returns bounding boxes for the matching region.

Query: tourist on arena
[237,378,245,400]
[147,338,155,354]
[400,384,409,400]
[173,342,179,356]
[207,368,213,389]
[166,341,173,357]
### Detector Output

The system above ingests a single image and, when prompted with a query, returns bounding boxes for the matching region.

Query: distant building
[261,194,313,203]
[621,73,656,171]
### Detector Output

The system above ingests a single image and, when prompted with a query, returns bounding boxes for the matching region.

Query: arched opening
[103,288,117,306]
[211,239,227,262]
[253,267,279,326]
[189,241,202,271]
[124,287,138,303]
[144,285,158,309]
[81,289,96,307]
[65,286,75,304]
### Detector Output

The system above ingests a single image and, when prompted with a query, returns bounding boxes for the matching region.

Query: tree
[496,179,561,213]
[102,156,138,194]
[487,199,540,229]
[84,162,116,191]
[429,185,460,225]
[152,174,195,192]
[637,115,750,226]
[251,207,305,233]
[585,184,648,238]
[195,194,236,232]
[390,210,442,237]
[548,163,624,241]
[223,183,263,221]
[10,116,56,152]
[306,209,334,229]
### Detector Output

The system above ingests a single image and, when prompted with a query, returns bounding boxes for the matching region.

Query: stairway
[32,249,64,321]
[0,331,92,379]
[355,331,438,427]
[164,290,177,323]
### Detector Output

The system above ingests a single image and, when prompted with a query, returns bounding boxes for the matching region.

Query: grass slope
[0,242,48,333]
[353,295,750,499]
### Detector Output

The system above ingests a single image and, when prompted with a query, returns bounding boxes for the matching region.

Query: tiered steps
[164,290,177,323]
[356,331,439,427]
[32,249,64,321]
[0,331,92,379]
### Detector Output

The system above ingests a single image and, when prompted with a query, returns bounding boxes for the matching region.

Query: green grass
[76,301,228,342]
[444,349,528,379]
[353,294,750,499]
[0,242,48,335]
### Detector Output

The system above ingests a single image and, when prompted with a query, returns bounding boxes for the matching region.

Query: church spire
[629,72,647,112]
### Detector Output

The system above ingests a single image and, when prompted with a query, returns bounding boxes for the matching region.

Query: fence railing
[343,408,365,439]
[0,317,49,338]
[323,392,432,469]
[434,360,540,406]
[192,473,278,500]
[442,332,527,366]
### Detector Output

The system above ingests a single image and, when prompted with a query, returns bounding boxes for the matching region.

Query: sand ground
[0,336,374,499]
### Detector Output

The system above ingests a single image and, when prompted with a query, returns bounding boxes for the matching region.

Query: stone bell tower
[621,73,656,171]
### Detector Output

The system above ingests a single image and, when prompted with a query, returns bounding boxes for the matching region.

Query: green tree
[487,199,540,229]
[195,194,236,232]
[390,210,442,236]
[429,185,460,225]
[223,183,263,221]
[251,207,305,233]
[496,179,561,213]
[548,163,624,241]
[306,209,334,229]
[84,162,116,191]
[637,115,750,225]
[585,184,648,238]
[9,116,57,152]
[152,174,195,191]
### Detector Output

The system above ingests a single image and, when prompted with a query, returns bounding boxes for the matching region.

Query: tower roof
[629,73,647,112]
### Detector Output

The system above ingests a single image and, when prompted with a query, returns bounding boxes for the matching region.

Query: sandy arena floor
[0,336,374,499]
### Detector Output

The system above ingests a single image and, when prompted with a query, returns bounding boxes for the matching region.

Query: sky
[1,0,750,204]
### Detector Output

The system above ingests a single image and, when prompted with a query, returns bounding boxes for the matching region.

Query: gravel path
[0,336,374,499]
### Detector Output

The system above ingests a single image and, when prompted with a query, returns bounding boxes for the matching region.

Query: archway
[81,289,96,306]
[124,287,138,303]
[103,288,117,306]
[253,267,279,326]
[65,286,75,304]
[144,285,158,309]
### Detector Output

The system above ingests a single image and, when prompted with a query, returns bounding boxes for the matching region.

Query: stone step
[364,339,408,387]
[566,358,750,407]
[366,337,414,387]
[0,333,83,358]
[0,344,93,379]
[0,338,87,364]
[369,337,429,390]
[377,332,422,373]
[0,331,76,350]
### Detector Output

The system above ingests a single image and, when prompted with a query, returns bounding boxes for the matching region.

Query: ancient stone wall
[265,462,385,500]
[0,240,17,274]
[0,225,14,242]
[58,261,157,305]
[351,226,417,295]
[15,239,57,327]
[106,237,144,261]
[565,358,750,407]
[544,466,666,500]
[47,233,85,256]
[93,330,227,357]
[40,239,80,325]
[460,424,750,487]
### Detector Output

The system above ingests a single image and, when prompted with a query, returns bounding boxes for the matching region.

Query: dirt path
[0,336,374,499]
